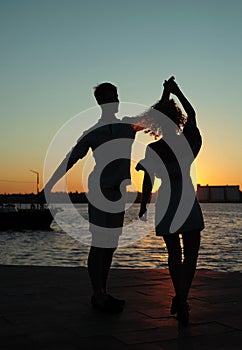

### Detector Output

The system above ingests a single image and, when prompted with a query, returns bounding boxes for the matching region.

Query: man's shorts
[88,188,126,248]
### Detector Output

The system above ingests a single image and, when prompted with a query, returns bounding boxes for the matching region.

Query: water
[0,203,241,272]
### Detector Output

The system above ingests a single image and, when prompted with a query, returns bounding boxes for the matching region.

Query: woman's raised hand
[163,76,180,95]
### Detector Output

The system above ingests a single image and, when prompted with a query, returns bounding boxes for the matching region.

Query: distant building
[197,184,241,203]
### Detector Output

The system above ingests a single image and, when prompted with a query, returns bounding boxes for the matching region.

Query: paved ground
[0,265,241,349]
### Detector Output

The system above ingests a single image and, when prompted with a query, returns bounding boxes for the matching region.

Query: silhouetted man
[42,82,164,313]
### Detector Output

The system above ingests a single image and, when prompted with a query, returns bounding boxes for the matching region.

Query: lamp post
[30,169,39,195]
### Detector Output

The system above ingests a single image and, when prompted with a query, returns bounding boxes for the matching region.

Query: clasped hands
[163,76,180,95]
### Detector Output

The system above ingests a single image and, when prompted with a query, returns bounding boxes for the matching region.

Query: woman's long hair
[154,98,186,131]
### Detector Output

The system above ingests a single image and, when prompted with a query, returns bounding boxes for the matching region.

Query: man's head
[94,83,120,117]
[94,82,119,105]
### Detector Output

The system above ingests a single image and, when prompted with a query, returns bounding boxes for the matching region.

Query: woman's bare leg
[163,233,182,297]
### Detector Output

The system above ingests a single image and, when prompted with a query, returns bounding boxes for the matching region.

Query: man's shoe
[107,294,126,306]
[91,296,123,314]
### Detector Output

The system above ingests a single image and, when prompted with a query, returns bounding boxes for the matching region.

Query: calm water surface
[0,203,241,272]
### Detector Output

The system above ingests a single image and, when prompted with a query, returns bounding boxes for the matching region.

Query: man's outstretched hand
[37,189,47,205]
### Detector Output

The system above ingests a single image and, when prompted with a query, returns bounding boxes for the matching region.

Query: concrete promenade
[0,265,241,349]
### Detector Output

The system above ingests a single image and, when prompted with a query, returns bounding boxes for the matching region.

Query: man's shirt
[66,117,137,190]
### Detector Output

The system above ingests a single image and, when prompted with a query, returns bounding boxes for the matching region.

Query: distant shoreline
[0,192,242,204]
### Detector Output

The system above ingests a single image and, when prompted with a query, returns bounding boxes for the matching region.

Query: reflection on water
[0,203,241,272]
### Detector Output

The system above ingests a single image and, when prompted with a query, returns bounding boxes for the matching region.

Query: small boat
[0,204,58,230]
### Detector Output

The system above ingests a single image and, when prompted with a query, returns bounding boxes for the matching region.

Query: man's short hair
[94,82,118,105]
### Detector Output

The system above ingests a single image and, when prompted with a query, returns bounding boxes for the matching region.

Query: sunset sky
[1,0,242,194]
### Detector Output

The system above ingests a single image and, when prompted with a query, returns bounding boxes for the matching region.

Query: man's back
[81,118,136,190]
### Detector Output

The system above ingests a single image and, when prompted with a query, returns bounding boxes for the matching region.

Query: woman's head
[156,99,186,130]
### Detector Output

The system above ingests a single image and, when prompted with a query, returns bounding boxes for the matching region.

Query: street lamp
[30,169,39,194]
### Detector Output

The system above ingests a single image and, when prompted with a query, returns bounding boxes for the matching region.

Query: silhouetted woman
[136,77,204,325]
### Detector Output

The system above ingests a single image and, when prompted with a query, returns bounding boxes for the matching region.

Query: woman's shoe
[176,299,189,325]
[91,296,124,314]
[170,296,190,316]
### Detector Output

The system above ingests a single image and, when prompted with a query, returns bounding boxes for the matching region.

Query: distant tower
[30,170,39,194]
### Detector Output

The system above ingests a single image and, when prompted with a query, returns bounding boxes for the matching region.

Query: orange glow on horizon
[0,159,242,194]
[0,148,241,194]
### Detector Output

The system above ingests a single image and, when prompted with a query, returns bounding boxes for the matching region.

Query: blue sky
[0,0,242,192]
